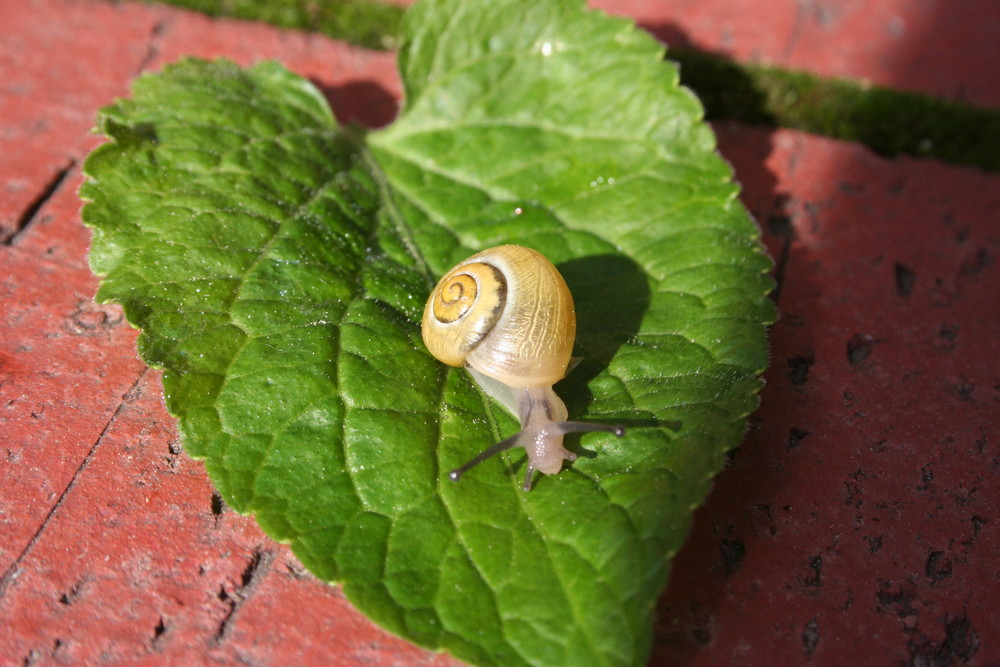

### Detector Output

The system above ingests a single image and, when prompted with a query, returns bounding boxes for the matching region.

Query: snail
[422,244,624,491]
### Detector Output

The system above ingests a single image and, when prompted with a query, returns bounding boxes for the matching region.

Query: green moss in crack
[673,48,1000,171]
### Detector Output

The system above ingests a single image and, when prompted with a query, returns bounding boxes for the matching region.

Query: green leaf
[81,1,774,665]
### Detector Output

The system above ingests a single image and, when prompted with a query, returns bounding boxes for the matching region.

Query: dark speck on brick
[847,334,874,365]
[803,617,820,657]
[787,352,815,385]
[925,551,952,582]
[910,614,979,666]
[721,537,745,573]
[917,465,934,491]
[894,262,916,296]
[805,555,822,588]
[691,627,711,645]
[953,379,975,401]
[959,247,993,276]
[864,534,883,555]
[788,427,810,451]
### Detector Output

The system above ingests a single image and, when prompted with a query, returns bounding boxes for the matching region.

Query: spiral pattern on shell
[423,261,507,367]
[421,245,576,389]
[430,272,480,324]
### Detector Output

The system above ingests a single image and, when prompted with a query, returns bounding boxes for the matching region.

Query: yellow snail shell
[421,245,624,491]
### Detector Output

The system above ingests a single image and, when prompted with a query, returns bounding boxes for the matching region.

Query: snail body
[422,245,624,491]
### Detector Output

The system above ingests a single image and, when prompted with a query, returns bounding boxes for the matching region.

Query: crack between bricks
[0,368,148,600]
[781,0,811,60]
[212,547,275,645]
[3,158,77,246]
[135,19,170,75]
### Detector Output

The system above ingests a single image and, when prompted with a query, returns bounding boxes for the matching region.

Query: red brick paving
[658,123,998,664]
[2,1,997,665]
[596,0,1000,107]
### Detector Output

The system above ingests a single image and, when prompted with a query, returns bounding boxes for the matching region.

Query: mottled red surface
[595,0,1000,107]
[657,124,999,665]
[1,1,997,665]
